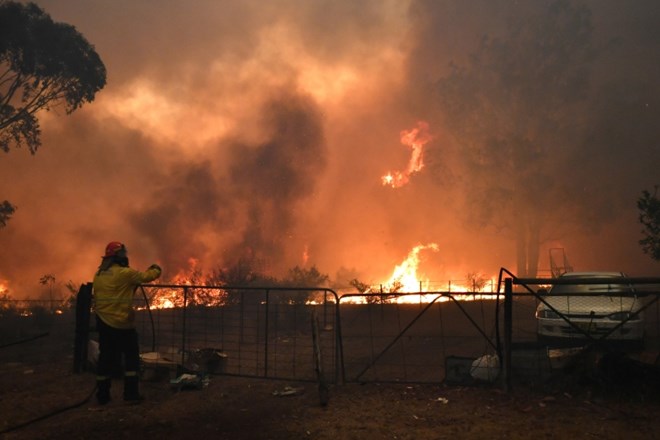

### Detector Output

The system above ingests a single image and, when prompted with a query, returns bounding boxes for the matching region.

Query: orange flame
[381,243,439,292]
[358,245,498,305]
[145,257,227,309]
[171,257,201,285]
[382,121,432,188]
[0,280,8,296]
[302,245,309,266]
[147,291,179,309]
[145,257,201,309]
[144,246,498,309]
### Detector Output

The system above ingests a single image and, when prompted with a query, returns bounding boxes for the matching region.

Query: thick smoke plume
[129,91,326,276]
[1,0,659,299]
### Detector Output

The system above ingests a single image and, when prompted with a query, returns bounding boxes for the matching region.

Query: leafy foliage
[0,200,14,227]
[465,272,488,293]
[0,1,106,153]
[349,278,371,293]
[63,280,80,308]
[209,258,278,305]
[638,187,660,261]
[38,273,55,286]
[347,278,400,304]
[281,265,329,304]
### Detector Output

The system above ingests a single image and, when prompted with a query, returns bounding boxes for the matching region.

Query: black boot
[96,378,111,405]
[123,375,143,403]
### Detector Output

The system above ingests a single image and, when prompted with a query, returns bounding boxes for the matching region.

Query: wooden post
[73,282,93,373]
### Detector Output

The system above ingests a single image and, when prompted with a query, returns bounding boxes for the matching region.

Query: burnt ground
[3,300,660,439]
[2,356,660,440]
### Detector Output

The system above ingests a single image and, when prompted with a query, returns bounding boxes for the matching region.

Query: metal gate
[337,292,500,384]
[79,284,341,385]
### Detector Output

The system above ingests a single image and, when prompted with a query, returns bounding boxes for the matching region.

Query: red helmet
[103,241,126,258]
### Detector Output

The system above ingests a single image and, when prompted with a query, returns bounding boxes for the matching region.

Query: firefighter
[93,241,162,405]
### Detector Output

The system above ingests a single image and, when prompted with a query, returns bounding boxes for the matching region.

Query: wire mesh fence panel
[131,286,339,384]
[338,294,500,384]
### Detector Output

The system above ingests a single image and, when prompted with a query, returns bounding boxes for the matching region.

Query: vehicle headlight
[607,311,640,321]
[536,309,560,319]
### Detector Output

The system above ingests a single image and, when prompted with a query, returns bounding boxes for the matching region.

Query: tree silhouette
[39,273,55,310]
[282,265,329,304]
[0,1,106,152]
[0,200,14,227]
[0,1,106,227]
[435,0,595,277]
[638,187,660,261]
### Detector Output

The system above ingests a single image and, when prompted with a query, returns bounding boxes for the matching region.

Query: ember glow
[382,121,431,188]
[144,257,228,309]
[146,291,179,310]
[143,284,228,310]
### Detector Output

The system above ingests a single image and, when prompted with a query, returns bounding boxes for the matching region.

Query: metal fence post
[264,289,269,378]
[181,286,188,370]
[503,278,513,392]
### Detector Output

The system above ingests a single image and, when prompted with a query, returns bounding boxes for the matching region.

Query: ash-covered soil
[2,357,660,440]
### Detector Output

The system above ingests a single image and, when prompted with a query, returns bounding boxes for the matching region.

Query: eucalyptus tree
[0,1,106,226]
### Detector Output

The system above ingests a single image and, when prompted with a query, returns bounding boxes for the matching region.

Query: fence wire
[2,279,660,390]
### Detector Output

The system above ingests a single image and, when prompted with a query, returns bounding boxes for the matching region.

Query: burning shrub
[207,258,278,305]
[280,265,329,305]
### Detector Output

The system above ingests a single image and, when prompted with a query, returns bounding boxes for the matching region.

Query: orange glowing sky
[1,0,659,299]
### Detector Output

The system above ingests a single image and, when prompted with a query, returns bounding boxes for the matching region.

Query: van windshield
[549,281,635,295]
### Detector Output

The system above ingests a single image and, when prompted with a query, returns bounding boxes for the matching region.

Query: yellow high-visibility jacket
[93,264,161,329]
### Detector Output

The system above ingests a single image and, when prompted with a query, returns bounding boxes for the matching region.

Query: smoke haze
[1,0,659,298]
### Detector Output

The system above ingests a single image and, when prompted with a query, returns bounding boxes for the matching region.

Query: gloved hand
[148,264,162,274]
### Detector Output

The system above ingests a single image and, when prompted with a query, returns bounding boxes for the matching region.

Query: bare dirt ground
[2,356,660,440]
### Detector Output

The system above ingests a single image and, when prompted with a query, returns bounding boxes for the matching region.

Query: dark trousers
[96,315,141,402]
[96,315,140,376]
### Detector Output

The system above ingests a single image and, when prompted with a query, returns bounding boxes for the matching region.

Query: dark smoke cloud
[227,92,326,269]
[129,90,326,276]
[1,0,659,299]
[129,160,231,273]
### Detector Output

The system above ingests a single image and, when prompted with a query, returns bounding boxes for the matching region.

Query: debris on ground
[272,386,305,397]
[170,373,209,391]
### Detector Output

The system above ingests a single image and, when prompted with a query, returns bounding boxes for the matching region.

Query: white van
[535,272,644,343]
